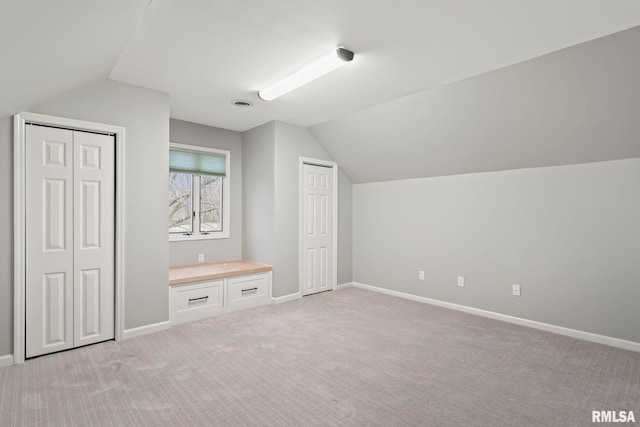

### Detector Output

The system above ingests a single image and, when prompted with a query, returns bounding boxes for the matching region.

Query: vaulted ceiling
[310,26,640,182]
[109,0,640,132]
[3,1,640,182]
[0,0,151,119]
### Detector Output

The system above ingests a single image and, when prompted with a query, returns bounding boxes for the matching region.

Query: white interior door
[25,124,115,358]
[302,163,334,296]
[26,125,74,357]
[73,131,115,347]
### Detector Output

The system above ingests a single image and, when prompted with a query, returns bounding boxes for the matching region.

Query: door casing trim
[13,112,126,364]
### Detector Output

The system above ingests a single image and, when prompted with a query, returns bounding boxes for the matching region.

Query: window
[169,143,230,241]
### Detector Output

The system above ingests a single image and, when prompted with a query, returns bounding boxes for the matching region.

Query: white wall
[169,119,243,265]
[30,79,170,331]
[353,158,640,343]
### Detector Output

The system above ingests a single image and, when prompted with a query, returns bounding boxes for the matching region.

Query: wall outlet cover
[512,284,521,296]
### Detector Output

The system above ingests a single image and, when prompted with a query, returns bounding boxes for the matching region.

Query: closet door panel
[25,125,75,357]
[73,131,115,347]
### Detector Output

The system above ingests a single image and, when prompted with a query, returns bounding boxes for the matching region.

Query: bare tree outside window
[200,175,222,232]
[169,144,229,240]
[169,172,192,233]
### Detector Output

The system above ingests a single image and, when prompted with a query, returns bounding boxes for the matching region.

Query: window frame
[169,142,230,241]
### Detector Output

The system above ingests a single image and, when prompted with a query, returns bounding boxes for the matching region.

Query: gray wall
[242,122,276,267]
[353,158,640,343]
[0,117,13,356]
[29,79,170,331]
[242,121,353,298]
[169,119,243,266]
[273,122,335,297]
[337,169,353,285]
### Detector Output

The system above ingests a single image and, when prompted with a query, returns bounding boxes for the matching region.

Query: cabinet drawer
[227,273,270,311]
[171,280,223,323]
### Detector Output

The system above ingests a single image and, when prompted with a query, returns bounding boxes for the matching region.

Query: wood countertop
[169,259,272,285]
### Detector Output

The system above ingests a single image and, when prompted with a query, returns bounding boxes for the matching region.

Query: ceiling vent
[231,99,253,108]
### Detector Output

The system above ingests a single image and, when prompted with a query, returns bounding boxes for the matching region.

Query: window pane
[169,172,193,233]
[200,176,222,232]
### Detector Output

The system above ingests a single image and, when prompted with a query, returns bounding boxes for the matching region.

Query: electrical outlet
[512,284,521,296]
[419,270,425,280]
[198,253,205,263]
[457,276,464,287]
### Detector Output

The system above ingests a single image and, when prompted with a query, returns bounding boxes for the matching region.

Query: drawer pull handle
[188,296,209,304]
[241,287,258,294]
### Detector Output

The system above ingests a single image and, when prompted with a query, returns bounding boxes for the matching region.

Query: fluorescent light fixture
[258,47,354,101]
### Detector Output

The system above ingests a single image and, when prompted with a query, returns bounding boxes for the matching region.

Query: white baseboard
[272,285,352,303]
[123,320,171,340]
[351,282,640,353]
[0,354,14,368]
[272,292,301,304]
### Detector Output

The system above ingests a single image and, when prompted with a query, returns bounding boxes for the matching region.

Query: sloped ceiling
[0,0,151,119]
[309,26,640,183]
[109,0,640,132]
[3,1,640,183]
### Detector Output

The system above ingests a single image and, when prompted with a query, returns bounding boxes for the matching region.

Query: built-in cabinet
[169,261,272,324]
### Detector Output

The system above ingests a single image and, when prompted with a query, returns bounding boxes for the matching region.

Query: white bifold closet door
[25,124,115,358]
[301,163,334,296]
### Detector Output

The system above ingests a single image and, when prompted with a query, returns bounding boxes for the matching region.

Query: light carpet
[1,287,638,426]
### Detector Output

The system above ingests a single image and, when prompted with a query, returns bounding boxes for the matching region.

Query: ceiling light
[258,47,354,101]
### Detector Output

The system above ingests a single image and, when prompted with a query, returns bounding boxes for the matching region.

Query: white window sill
[169,232,229,242]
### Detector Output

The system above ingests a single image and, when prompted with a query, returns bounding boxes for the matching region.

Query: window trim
[169,142,230,241]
